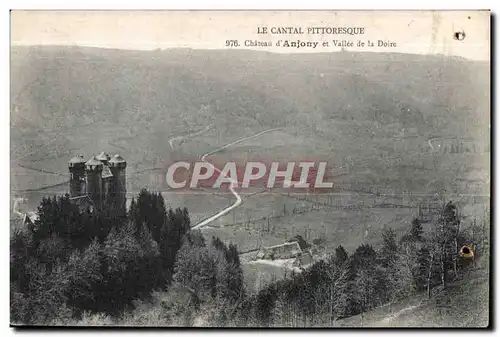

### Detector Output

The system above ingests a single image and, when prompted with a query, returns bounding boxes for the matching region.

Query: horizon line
[10,43,487,62]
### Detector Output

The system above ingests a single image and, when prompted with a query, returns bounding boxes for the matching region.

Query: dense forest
[10,189,192,323]
[10,189,489,326]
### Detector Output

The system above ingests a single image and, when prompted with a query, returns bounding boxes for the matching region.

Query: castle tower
[85,156,104,208]
[96,152,112,203]
[68,155,86,197]
[109,154,127,212]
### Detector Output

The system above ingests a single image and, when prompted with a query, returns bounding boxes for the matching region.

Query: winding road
[169,124,213,150]
[428,138,438,152]
[191,127,282,230]
[427,136,471,152]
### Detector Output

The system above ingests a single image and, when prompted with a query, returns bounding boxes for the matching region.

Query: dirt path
[375,301,424,327]
[168,124,213,150]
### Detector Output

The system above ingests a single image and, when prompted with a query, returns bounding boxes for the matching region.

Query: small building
[293,252,314,268]
[256,241,302,260]
[69,195,95,211]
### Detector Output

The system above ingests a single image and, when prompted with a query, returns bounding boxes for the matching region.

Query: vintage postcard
[10,10,490,327]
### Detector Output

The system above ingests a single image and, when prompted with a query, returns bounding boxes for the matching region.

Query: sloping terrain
[10,46,490,327]
[11,46,489,140]
[11,46,489,194]
[335,266,490,328]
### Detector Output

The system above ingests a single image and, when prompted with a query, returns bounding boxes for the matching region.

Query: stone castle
[68,152,127,211]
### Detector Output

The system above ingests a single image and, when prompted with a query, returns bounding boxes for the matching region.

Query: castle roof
[96,152,111,162]
[85,156,103,167]
[109,154,126,164]
[69,195,94,209]
[69,155,86,164]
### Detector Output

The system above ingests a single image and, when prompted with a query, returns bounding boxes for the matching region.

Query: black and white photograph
[9,10,491,327]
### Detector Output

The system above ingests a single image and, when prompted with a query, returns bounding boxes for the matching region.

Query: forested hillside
[11,46,489,149]
[11,191,490,327]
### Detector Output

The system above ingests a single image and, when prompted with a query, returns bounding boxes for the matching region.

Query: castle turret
[68,155,86,197]
[85,156,103,207]
[109,154,127,211]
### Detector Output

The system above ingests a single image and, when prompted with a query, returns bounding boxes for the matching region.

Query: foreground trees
[233,201,487,327]
[171,232,245,325]
[10,189,190,324]
[11,196,487,326]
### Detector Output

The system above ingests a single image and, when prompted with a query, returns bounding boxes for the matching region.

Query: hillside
[11,46,489,137]
[335,265,490,328]
[11,46,489,181]
[10,47,490,239]
[10,46,490,328]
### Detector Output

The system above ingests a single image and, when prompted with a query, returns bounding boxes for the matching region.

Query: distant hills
[11,46,489,141]
[10,46,490,197]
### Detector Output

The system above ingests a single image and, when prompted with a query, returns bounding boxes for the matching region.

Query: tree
[99,221,159,314]
[173,230,215,302]
[434,202,460,288]
[287,235,309,250]
[323,256,350,324]
[355,267,376,326]
[11,188,193,324]
[347,244,378,317]
[158,207,191,285]
[334,245,348,267]
[172,232,247,326]
[16,259,71,324]
[134,224,162,294]
[129,192,191,287]
[391,251,417,299]
[213,240,244,306]
[65,238,103,313]
[129,189,166,240]
[31,195,85,247]
[417,241,440,298]
[10,228,34,293]
[399,218,427,294]
[409,218,423,241]
[378,228,399,304]
[174,232,246,310]
[466,212,489,262]
[36,233,69,273]
[380,228,398,268]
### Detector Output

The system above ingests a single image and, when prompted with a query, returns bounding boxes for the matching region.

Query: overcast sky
[11,10,490,61]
